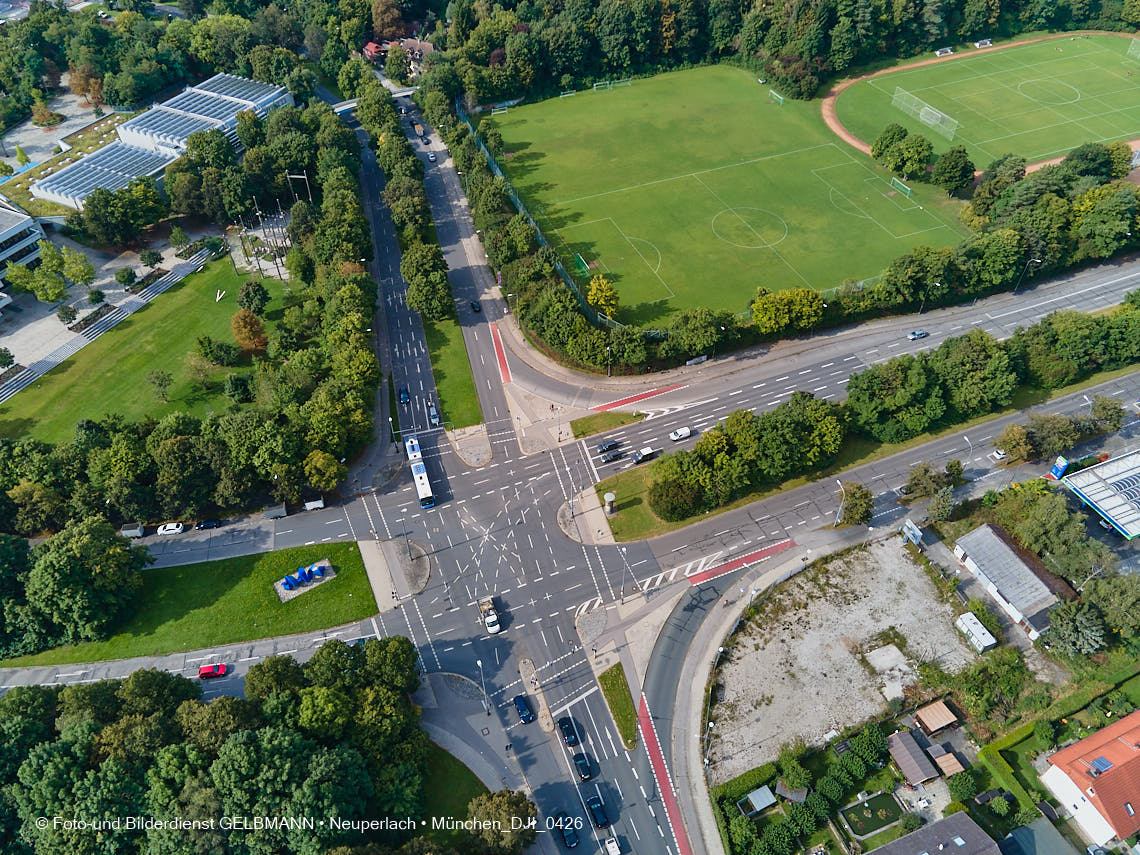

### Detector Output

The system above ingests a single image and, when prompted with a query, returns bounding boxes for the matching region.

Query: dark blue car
[513,694,535,723]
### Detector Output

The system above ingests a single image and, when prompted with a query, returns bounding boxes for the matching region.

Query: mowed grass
[0,542,375,667]
[423,318,483,429]
[422,741,488,844]
[493,65,967,325]
[0,261,285,443]
[836,34,1140,166]
[570,410,645,438]
[597,662,637,749]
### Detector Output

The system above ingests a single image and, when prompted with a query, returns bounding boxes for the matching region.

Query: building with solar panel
[31,74,292,210]
[1063,448,1140,540]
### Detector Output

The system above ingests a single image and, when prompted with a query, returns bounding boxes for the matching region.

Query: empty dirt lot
[709,537,974,784]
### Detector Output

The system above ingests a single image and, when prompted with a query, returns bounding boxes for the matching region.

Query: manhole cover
[481,727,490,736]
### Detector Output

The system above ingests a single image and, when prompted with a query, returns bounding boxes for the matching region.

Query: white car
[669,426,691,441]
[427,152,437,163]
[157,522,184,535]
[989,449,1007,462]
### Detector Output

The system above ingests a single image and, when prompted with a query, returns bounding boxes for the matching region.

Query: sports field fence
[455,100,623,331]
[891,87,959,140]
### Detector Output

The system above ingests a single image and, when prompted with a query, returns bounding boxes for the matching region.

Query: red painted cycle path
[637,695,694,855]
[687,539,795,585]
[489,322,512,384]
[592,384,686,412]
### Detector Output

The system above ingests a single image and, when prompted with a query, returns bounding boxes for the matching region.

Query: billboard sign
[901,518,923,545]
[1049,456,1070,480]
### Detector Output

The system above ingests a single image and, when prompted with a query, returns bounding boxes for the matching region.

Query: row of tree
[870,124,976,195]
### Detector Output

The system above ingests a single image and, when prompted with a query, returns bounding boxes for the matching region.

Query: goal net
[1128,39,1140,60]
[593,81,612,91]
[614,77,633,87]
[491,106,508,115]
[891,87,959,140]
[889,177,913,198]
[769,89,785,105]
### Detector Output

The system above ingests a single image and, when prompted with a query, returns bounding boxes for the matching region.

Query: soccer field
[491,66,966,325]
[836,34,1140,168]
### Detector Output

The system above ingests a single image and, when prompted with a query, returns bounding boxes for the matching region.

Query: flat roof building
[866,812,999,855]
[956,611,998,653]
[888,730,939,786]
[1063,449,1140,539]
[0,198,45,306]
[915,700,958,735]
[1000,817,1080,855]
[954,525,1058,640]
[32,74,291,210]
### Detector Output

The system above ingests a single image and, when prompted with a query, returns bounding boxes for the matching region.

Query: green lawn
[493,65,967,325]
[422,740,489,845]
[423,317,483,429]
[570,410,645,438]
[836,35,1140,166]
[0,261,285,443]
[0,542,375,667]
[598,662,638,749]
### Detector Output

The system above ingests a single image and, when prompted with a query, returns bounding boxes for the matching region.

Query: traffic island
[446,423,494,467]
[518,657,555,733]
[359,537,430,613]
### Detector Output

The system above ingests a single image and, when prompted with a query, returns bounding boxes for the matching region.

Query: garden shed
[888,730,938,785]
[738,785,776,817]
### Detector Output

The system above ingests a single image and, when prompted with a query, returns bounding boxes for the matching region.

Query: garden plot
[709,538,974,784]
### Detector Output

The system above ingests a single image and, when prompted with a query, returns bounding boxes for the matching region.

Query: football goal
[575,253,590,275]
[889,177,913,198]
[891,87,959,140]
[593,80,612,91]
[769,89,785,105]
[1128,39,1140,60]
[614,77,633,87]
[491,106,509,116]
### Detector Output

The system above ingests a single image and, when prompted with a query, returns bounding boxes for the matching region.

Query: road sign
[901,518,923,545]
[1049,456,1070,480]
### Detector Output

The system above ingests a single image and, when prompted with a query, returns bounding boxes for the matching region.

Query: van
[303,498,325,511]
[120,522,144,538]
[428,403,441,427]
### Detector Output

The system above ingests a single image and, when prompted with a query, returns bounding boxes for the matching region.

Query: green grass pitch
[491,65,967,326]
[836,35,1140,168]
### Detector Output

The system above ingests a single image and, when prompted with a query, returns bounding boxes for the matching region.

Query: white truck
[631,446,655,465]
[480,596,501,634]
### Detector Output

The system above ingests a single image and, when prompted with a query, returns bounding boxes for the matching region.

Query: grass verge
[423,317,483,429]
[0,260,286,443]
[422,740,488,843]
[597,662,638,749]
[597,361,1140,541]
[570,410,645,438]
[0,542,374,667]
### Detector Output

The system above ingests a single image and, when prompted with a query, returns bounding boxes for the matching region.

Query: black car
[585,795,609,828]
[195,519,221,530]
[470,301,481,313]
[601,450,624,464]
[557,717,579,747]
[573,753,593,781]
[399,385,410,405]
[596,439,619,454]
[550,811,579,849]
[513,694,535,724]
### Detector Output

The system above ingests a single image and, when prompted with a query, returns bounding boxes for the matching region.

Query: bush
[1033,718,1056,751]
[943,801,967,816]
[648,476,703,521]
[714,762,778,803]
[223,373,252,403]
[57,305,77,324]
[900,813,924,831]
[114,267,136,287]
[88,289,105,305]
[947,771,978,803]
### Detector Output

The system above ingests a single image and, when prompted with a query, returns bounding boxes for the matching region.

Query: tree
[57,305,77,324]
[946,771,977,803]
[372,0,403,40]
[648,475,702,522]
[244,655,308,700]
[139,249,162,268]
[304,450,345,493]
[115,267,137,288]
[778,744,812,790]
[927,486,956,522]
[62,247,95,290]
[751,288,825,335]
[586,274,620,319]
[1064,142,1113,180]
[932,146,975,195]
[147,369,174,402]
[1034,718,1056,751]
[1049,600,1107,657]
[1026,413,1078,460]
[5,241,69,303]
[170,226,190,250]
[871,124,908,161]
[466,790,537,854]
[1084,575,1140,638]
[990,795,1010,817]
[0,347,13,369]
[996,423,1034,462]
[1092,394,1126,433]
[945,459,965,486]
[840,481,874,525]
[385,46,410,85]
[905,461,947,499]
[237,280,270,316]
[231,308,268,352]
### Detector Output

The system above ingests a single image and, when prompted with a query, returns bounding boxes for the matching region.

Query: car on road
[550,811,579,849]
[513,694,535,724]
[573,752,593,780]
[470,301,481,313]
[989,449,1007,462]
[585,795,609,828]
[399,386,410,405]
[195,519,221,530]
[630,446,654,465]
[157,522,184,535]
[557,717,579,746]
[601,450,625,464]
[669,426,691,441]
[907,329,929,341]
[596,439,619,454]
[604,838,621,855]
[428,151,437,162]
[428,402,441,427]
[198,664,226,679]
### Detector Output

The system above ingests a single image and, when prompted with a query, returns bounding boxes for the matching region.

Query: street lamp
[834,479,845,527]
[919,283,939,315]
[388,415,395,444]
[1083,394,1094,414]
[606,344,612,377]
[963,434,973,461]
[476,658,489,715]
[1012,258,1043,295]
[703,721,715,767]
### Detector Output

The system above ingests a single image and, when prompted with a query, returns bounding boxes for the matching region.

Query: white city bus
[411,461,434,509]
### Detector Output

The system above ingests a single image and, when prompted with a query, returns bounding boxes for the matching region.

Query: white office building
[0,198,46,309]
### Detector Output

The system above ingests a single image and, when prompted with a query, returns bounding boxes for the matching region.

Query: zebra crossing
[0,248,211,406]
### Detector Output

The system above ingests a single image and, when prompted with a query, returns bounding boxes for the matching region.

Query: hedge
[711,762,779,853]
[977,722,1036,811]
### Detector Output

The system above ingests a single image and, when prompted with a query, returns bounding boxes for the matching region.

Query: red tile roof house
[1041,709,1140,846]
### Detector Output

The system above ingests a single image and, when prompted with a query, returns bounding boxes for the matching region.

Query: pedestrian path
[0,248,211,405]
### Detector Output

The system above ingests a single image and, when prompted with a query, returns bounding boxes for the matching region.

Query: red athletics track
[686,539,795,585]
[637,695,694,855]
[592,384,686,412]
[489,322,512,384]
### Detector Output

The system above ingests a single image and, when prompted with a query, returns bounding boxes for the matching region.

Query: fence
[455,100,622,330]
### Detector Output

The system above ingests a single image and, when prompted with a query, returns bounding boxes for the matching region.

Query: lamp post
[834,479,845,527]
[1083,394,1093,415]
[476,658,489,715]
[703,721,715,768]
[919,283,939,315]
[1013,258,1043,295]
[606,344,612,377]
[963,434,973,462]
[619,546,632,603]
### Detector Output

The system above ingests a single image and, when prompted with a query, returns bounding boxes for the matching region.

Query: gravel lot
[709,538,974,784]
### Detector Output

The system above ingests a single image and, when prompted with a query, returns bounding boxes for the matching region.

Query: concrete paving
[1,85,104,172]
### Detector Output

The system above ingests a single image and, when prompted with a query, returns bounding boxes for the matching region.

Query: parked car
[596,439,619,454]
[120,523,144,538]
[428,402,441,427]
[630,447,654,465]
[198,664,226,679]
[470,301,481,313]
[669,426,691,441]
[573,752,593,781]
[195,519,221,530]
[557,717,579,747]
[605,838,621,855]
[907,329,929,341]
[550,811,579,849]
[513,694,535,723]
[601,450,625,464]
[989,449,1007,462]
[399,385,410,405]
[585,795,609,828]
[157,522,184,535]
[428,151,437,162]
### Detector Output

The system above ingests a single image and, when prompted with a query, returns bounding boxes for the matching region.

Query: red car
[198,663,226,679]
